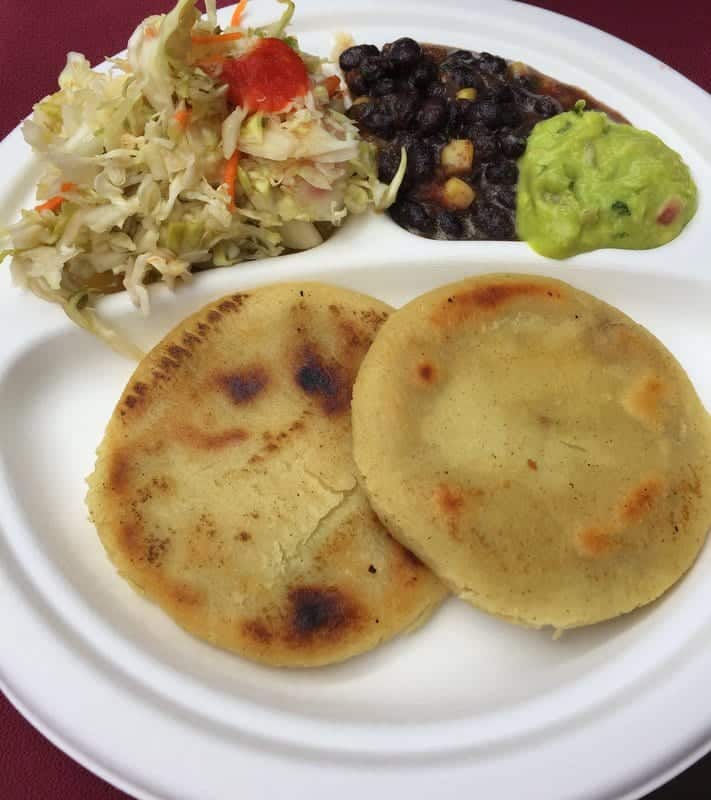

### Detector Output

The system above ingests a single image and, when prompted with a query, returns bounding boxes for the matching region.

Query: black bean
[344,69,368,97]
[448,67,483,91]
[393,130,418,149]
[441,49,477,71]
[367,113,395,137]
[390,199,434,235]
[511,85,537,110]
[359,104,395,137]
[449,99,477,134]
[371,78,398,97]
[381,91,420,130]
[339,44,380,72]
[360,55,388,84]
[474,100,502,129]
[474,203,515,239]
[377,145,402,183]
[499,132,527,158]
[404,140,435,185]
[346,99,371,123]
[417,97,449,134]
[495,85,514,103]
[533,96,562,118]
[409,58,438,88]
[437,210,463,238]
[398,92,422,129]
[384,37,422,70]
[485,159,518,185]
[499,103,522,128]
[472,133,499,162]
[426,83,449,99]
[486,184,517,210]
[477,52,507,74]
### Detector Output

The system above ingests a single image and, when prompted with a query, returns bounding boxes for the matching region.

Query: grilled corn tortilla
[87,283,446,667]
[352,273,711,630]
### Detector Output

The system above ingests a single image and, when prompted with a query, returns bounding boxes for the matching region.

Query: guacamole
[516,103,697,259]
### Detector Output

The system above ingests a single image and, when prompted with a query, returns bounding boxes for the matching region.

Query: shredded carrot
[174,108,192,129]
[196,53,226,65]
[144,26,157,39]
[191,31,243,45]
[321,75,342,97]
[223,152,240,211]
[35,182,76,213]
[230,0,248,27]
[35,196,65,213]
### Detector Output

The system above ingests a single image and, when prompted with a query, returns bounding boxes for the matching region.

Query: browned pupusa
[353,273,711,631]
[87,283,446,667]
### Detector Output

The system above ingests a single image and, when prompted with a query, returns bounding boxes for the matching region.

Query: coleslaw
[0,0,405,354]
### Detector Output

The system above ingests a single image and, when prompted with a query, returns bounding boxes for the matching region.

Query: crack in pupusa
[295,483,361,557]
[250,454,356,575]
[302,462,357,495]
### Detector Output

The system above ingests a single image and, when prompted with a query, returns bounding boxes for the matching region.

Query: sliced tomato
[221,38,309,113]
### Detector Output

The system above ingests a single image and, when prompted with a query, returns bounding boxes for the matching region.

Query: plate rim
[1,1,711,798]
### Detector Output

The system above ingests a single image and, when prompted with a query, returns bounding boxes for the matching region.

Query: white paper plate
[1,2,710,798]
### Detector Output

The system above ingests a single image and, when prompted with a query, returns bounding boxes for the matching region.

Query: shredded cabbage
[1,0,399,356]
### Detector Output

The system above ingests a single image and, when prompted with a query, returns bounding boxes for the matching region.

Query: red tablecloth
[1,1,709,798]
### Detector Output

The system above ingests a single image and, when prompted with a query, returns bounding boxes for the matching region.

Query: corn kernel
[442,177,476,210]
[456,87,478,101]
[440,139,474,175]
